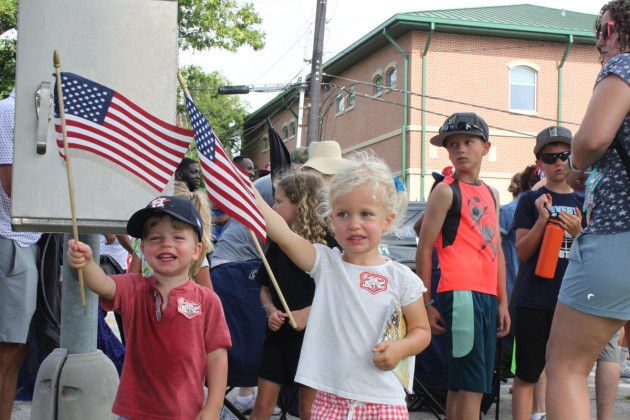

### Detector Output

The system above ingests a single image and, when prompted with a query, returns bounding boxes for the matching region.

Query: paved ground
[12,313,630,419]
[13,369,630,419]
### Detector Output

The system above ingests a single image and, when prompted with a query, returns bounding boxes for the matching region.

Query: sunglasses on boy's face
[539,151,570,164]
[598,20,616,42]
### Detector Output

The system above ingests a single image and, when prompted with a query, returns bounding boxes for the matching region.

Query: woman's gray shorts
[0,236,39,343]
[598,329,621,363]
[558,230,630,321]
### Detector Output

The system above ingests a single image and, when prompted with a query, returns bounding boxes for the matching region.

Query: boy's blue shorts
[437,290,497,394]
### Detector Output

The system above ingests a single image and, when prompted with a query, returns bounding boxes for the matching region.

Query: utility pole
[307,0,327,145]
[296,76,306,147]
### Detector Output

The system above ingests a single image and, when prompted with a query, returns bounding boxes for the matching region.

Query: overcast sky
[180,0,603,111]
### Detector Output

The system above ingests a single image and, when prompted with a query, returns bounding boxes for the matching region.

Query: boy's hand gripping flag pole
[177,73,297,329]
[54,50,86,306]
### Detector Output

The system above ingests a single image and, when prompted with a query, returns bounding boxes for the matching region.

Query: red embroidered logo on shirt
[177,298,201,319]
[359,272,388,295]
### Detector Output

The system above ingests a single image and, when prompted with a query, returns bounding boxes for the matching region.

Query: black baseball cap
[534,126,572,156]
[127,196,203,240]
[430,112,489,147]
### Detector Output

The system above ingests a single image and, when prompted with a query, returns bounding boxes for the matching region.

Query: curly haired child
[250,170,338,420]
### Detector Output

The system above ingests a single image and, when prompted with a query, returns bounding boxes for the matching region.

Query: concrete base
[32,349,119,420]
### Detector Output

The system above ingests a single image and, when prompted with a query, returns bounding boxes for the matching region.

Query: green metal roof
[246,4,597,124]
[400,4,597,37]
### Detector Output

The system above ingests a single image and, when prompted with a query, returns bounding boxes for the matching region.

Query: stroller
[212,260,266,420]
[211,260,299,419]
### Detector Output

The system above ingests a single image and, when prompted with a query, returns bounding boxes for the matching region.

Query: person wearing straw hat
[301,140,348,182]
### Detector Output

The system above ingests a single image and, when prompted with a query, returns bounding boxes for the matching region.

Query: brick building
[241,4,600,204]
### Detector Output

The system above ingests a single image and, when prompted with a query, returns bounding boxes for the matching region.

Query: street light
[217,83,303,95]
[218,82,308,147]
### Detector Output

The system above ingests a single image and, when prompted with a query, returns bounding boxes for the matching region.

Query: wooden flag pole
[53,50,86,306]
[177,72,192,101]
[176,72,297,329]
[248,230,297,329]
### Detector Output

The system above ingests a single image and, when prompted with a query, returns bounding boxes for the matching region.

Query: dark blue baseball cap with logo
[127,196,203,240]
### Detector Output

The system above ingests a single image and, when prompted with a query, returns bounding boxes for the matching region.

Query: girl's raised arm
[253,187,317,272]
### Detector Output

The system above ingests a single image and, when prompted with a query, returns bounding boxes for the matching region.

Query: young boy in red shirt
[68,196,231,419]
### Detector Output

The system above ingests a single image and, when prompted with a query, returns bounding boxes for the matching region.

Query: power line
[325,73,582,127]
[250,21,313,84]
[229,71,584,154]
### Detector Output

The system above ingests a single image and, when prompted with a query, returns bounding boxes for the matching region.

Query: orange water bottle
[535,217,564,279]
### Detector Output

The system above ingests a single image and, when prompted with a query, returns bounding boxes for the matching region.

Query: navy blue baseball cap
[127,196,203,240]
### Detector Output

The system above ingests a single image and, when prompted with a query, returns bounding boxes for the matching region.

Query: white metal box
[13,0,179,233]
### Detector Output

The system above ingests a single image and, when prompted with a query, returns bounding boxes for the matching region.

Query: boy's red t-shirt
[436,177,498,295]
[101,273,231,419]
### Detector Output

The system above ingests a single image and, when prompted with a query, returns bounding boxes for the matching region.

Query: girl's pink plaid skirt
[311,390,409,420]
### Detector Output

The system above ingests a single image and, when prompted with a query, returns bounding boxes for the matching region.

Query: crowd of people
[2,1,630,419]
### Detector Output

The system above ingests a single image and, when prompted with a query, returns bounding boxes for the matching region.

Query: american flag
[185,97,266,241]
[54,72,194,192]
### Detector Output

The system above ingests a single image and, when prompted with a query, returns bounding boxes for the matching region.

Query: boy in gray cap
[511,126,586,420]
[418,112,510,420]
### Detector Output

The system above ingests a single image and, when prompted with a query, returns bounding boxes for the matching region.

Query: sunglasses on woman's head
[598,20,616,42]
[539,151,570,164]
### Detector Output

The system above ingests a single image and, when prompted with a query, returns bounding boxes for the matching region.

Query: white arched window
[509,66,537,112]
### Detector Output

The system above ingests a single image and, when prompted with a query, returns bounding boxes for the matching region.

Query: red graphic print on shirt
[359,272,388,295]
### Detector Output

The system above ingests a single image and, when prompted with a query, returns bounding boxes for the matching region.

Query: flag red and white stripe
[185,97,266,241]
[54,72,194,192]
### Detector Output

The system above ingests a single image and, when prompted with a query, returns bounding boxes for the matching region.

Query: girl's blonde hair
[273,170,333,244]
[325,151,407,235]
[174,181,213,275]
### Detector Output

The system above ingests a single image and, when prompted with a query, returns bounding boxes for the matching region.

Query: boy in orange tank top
[417,112,510,420]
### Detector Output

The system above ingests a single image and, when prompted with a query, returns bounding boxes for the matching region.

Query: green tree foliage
[0,40,15,98]
[0,0,16,34]
[0,0,17,97]
[178,65,249,161]
[178,0,265,52]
